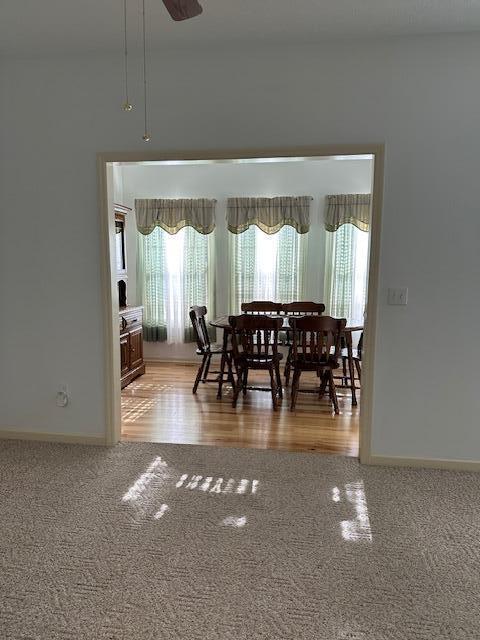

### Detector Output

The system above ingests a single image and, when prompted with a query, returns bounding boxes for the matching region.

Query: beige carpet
[0,440,479,639]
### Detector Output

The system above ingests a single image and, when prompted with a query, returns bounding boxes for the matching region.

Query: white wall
[120,158,372,361]
[112,164,124,203]
[0,35,479,462]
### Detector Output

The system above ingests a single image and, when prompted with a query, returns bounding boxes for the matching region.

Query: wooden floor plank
[121,362,359,456]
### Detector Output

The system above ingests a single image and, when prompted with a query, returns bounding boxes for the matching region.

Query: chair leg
[328,370,340,415]
[284,346,292,385]
[318,370,328,399]
[232,359,240,385]
[275,362,283,399]
[226,354,234,384]
[346,340,358,406]
[242,367,249,396]
[232,365,243,408]
[268,365,278,410]
[216,353,225,399]
[354,360,362,383]
[290,368,301,411]
[217,329,230,400]
[342,356,348,386]
[202,353,212,382]
[193,354,207,394]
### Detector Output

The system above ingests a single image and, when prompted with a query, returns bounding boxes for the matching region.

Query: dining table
[210,315,363,406]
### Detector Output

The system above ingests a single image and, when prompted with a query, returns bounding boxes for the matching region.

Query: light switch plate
[388,287,408,305]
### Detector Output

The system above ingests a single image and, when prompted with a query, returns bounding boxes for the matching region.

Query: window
[324,224,369,326]
[229,226,307,314]
[139,227,213,343]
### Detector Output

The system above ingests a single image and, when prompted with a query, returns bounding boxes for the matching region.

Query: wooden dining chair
[241,301,283,315]
[228,314,284,410]
[282,302,325,385]
[281,301,326,316]
[341,330,363,384]
[288,315,346,414]
[189,305,233,395]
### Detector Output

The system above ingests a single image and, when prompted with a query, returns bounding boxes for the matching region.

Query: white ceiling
[1,0,479,55]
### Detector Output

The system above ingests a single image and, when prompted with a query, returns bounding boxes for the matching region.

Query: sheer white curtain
[324,194,371,326]
[227,196,311,313]
[136,198,215,344]
[324,224,369,326]
[164,231,185,344]
[138,227,212,343]
[254,231,278,302]
[229,226,307,314]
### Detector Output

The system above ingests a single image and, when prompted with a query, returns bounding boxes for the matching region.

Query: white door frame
[97,144,385,463]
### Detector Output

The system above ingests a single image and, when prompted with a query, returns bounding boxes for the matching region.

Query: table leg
[345,330,358,406]
[217,329,229,400]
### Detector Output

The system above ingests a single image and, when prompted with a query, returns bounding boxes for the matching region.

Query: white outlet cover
[56,385,69,407]
[388,287,408,305]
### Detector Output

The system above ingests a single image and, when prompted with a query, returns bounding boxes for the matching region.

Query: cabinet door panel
[120,334,130,376]
[129,327,143,370]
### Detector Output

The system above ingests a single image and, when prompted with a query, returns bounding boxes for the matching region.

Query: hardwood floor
[121,361,359,456]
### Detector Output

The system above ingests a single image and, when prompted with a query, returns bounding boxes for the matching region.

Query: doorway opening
[98,146,384,461]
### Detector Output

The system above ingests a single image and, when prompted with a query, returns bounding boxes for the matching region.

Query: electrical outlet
[388,287,408,306]
[56,384,69,407]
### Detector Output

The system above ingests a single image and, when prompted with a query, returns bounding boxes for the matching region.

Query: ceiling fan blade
[162,0,203,21]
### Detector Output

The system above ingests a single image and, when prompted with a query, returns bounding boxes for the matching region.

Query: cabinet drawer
[119,307,143,331]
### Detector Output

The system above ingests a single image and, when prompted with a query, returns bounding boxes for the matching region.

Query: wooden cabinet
[129,327,144,370]
[120,334,130,377]
[120,306,145,388]
[114,204,144,388]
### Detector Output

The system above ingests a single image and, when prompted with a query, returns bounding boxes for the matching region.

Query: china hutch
[115,204,145,388]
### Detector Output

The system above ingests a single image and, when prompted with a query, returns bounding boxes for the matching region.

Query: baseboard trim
[144,358,196,366]
[0,429,107,446]
[368,454,480,472]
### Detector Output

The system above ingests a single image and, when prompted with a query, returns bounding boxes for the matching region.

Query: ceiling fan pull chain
[122,0,133,111]
[142,0,151,142]
[120,0,201,137]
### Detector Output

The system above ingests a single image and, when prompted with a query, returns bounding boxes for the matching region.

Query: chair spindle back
[289,316,346,365]
[229,314,283,360]
[241,301,283,315]
[189,305,211,354]
[281,301,325,316]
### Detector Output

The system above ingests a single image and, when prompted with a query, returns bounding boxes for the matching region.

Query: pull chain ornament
[141,0,151,141]
[121,0,133,112]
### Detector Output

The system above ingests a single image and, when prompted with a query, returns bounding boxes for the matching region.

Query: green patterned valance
[135,198,216,235]
[227,196,312,235]
[325,194,371,232]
